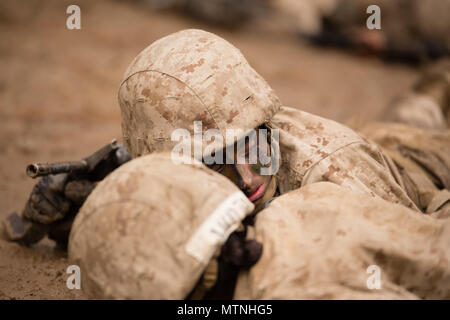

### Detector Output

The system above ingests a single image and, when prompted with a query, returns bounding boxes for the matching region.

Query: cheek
[250,161,271,176]
[220,166,239,185]
[247,165,271,186]
[249,163,262,174]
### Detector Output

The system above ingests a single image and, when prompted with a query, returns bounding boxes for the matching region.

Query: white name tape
[185,191,254,265]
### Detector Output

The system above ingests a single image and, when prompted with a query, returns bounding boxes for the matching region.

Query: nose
[234,164,254,192]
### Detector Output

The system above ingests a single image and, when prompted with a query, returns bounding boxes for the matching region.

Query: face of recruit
[207,127,277,212]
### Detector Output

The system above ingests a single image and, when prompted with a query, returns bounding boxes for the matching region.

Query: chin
[251,193,270,214]
[252,177,277,213]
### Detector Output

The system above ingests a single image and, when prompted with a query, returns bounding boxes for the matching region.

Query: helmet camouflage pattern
[118,29,281,158]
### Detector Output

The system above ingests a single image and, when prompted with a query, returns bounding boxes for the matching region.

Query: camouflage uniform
[269,106,420,211]
[358,123,450,214]
[115,30,450,298]
[235,182,450,299]
[69,153,255,299]
[383,59,450,129]
[118,29,426,212]
[361,60,450,214]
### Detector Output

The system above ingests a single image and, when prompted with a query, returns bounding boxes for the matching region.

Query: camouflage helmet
[68,153,254,299]
[118,29,281,158]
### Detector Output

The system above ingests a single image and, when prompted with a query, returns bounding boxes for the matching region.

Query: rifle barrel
[26,160,88,178]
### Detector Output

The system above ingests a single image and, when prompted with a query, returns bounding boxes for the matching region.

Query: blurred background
[0,0,448,299]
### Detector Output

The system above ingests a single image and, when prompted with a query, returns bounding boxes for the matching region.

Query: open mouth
[247,184,266,202]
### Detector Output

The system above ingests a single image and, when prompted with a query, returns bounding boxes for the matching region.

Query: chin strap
[188,255,220,300]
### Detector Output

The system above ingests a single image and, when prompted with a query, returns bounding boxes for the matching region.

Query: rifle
[3,139,131,245]
[26,139,123,178]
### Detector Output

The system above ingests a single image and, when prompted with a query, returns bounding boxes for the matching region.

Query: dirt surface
[0,0,421,299]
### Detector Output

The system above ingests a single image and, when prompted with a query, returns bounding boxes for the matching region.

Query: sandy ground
[0,0,421,299]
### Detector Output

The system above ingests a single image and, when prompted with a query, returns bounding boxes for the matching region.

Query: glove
[4,143,130,247]
[22,173,72,225]
[221,231,263,268]
[21,144,130,225]
[201,230,263,299]
[64,179,97,206]
[16,174,94,247]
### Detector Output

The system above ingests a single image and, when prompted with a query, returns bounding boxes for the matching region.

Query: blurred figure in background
[355,59,450,216]
[141,0,450,63]
[307,0,450,62]
[138,0,337,33]
[383,59,450,129]
[140,0,271,28]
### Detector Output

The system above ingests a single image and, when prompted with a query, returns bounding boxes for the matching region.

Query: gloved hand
[22,174,96,225]
[201,230,263,299]
[3,143,131,247]
[3,174,96,246]
[22,174,72,224]
[18,174,96,247]
[221,231,263,268]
